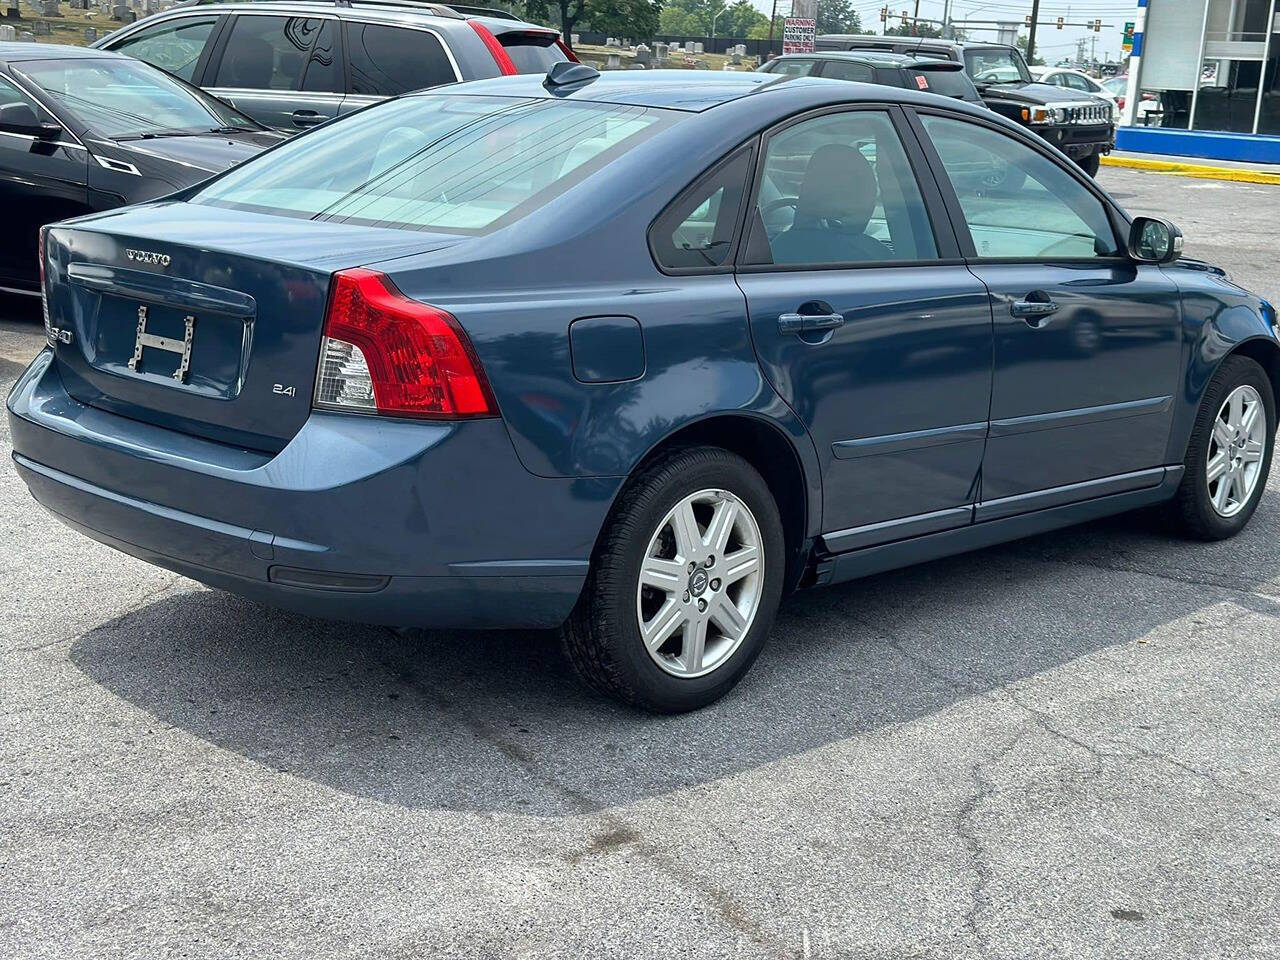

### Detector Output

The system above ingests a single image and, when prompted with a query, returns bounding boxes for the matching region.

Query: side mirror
[1129,216,1183,264]
[0,102,60,140]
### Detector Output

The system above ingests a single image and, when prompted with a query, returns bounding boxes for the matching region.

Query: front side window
[346,24,456,95]
[111,15,218,81]
[747,110,938,267]
[921,115,1119,259]
[16,57,257,138]
[964,47,1031,85]
[193,95,675,234]
[213,16,322,90]
[770,59,818,77]
[650,148,752,270]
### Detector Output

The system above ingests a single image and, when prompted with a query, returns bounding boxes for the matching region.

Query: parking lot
[1,167,1277,958]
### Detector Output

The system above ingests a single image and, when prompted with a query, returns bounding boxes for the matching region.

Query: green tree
[1016,33,1046,65]
[815,0,862,34]
[885,21,943,38]
[721,0,765,37]
[747,15,782,40]
[587,0,662,40]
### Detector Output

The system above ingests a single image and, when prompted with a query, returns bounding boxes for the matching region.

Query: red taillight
[556,38,579,63]
[315,268,496,419]
[469,20,517,76]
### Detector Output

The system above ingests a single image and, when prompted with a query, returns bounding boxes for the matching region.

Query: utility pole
[768,0,778,46]
[941,0,952,38]
[1026,0,1041,62]
[912,0,920,35]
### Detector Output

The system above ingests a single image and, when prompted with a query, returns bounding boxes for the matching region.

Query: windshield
[964,47,1031,85]
[193,95,675,234]
[15,57,257,139]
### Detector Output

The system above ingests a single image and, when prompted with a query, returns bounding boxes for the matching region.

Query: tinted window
[910,67,974,99]
[821,61,875,82]
[214,16,322,90]
[301,19,342,93]
[17,57,257,138]
[651,149,752,270]
[771,59,818,77]
[500,32,569,73]
[111,15,218,81]
[195,96,674,234]
[964,47,1030,84]
[1065,73,1092,91]
[749,111,937,266]
[921,115,1118,258]
[347,24,456,95]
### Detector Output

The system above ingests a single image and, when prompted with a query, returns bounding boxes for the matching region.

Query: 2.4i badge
[128,304,195,383]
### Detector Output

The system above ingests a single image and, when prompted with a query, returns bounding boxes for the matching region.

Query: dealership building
[1122,0,1280,161]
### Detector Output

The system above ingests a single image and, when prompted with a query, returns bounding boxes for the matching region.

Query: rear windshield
[192,95,674,234]
[500,31,569,73]
[909,67,975,100]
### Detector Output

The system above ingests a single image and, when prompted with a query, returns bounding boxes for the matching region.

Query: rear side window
[346,24,456,95]
[650,148,753,271]
[500,32,569,74]
[194,95,676,234]
[771,59,818,77]
[110,15,218,81]
[213,16,322,90]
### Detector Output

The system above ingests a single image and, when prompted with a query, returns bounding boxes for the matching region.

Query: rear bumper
[8,351,617,628]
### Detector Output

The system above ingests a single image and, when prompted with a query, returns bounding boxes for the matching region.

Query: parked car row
[810,35,1116,175]
[8,53,1276,712]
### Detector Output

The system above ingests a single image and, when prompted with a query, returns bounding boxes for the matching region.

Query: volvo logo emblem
[126,249,171,267]
[689,569,709,597]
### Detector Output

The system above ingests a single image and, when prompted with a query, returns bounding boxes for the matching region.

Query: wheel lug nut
[705,555,715,567]
[683,591,690,603]
[687,561,697,573]
[697,598,707,612]
[710,579,721,591]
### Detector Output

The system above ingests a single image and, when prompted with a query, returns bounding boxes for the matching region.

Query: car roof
[0,41,127,64]
[425,69,993,115]
[152,0,546,32]
[774,50,957,68]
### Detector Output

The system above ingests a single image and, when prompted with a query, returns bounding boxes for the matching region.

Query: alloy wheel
[635,488,764,679]
[1207,384,1267,517]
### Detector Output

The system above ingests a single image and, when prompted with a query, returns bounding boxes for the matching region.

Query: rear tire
[561,446,785,713]
[1166,355,1274,540]
[1078,152,1101,177]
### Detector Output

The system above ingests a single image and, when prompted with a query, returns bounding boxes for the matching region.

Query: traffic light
[901,9,908,26]
[1025,14,1031,25]
[880,5,888,22]
[1056,16,1064,29]
[1094,18,1102,32]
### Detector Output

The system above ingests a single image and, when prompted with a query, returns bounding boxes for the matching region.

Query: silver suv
[93,0,569,132]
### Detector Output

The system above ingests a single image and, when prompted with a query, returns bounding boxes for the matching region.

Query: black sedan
[0,42,281,296]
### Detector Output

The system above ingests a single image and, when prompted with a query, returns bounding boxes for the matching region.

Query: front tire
[561,446,785,713]
[1078,152,1101,177]
[1167,354,1274,540]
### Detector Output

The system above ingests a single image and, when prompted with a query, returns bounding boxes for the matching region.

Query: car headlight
[1024,107,1053,124]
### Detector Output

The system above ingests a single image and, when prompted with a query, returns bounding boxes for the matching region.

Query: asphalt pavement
[1,168,1277,959]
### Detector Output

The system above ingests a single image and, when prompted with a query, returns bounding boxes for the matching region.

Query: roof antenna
[543,61,600,91]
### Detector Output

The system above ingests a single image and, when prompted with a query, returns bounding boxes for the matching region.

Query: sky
[746,0,1142,64]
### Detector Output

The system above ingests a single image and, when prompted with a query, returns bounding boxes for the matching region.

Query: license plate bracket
[128,304,195,383]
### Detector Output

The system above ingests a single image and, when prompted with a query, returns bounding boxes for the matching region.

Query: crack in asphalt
[380,645,796,959]
[7,574,187,655]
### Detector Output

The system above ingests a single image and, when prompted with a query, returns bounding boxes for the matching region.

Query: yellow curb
[1101,154,1280,185]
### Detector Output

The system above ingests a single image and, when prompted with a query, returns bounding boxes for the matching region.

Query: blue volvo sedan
[8,67,1277,712]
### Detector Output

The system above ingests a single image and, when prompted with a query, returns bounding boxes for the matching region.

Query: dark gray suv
[93,0,569,132]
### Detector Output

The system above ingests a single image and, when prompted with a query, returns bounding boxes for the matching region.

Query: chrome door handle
[291,110,325,127]
[1010,298,1059,320]
[778,312,846,334]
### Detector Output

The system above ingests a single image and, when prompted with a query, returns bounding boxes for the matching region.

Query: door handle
[1010,296,1060,325]
[291,110,325,128]
[778,311,846,334]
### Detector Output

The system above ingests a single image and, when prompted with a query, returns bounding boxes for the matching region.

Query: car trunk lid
[45,201,464,452]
